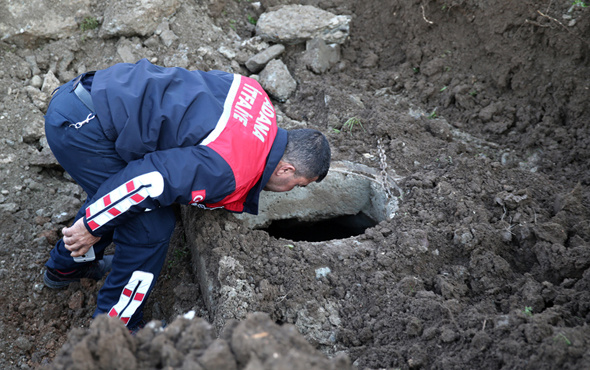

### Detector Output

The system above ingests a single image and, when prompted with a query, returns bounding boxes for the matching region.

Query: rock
[245,44,285,73]
[15,336,32,352]
[258,59,297,102]
[116,41,138,64]
[57,50,76,81]
[240,37,270,53]
[38,230,59,246]
[25,86,49,111]
[21,116,45,144]
[0,0,81,47]
[26,55,42,76]
[163,52,190,69]
[68,291,84,310]
[0,203,20,213]
[31,75,43,88]
[256,5,351,45]
[41,71,61,96]
[50,196,82,223]
[99,0,181,38]
[29,144,60,168]
[160,30,179,47]
[303,38,341,74]
[214,46,234,62]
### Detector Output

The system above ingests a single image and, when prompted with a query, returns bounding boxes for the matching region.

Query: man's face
[264,161,318,192]
[264,174,317,192]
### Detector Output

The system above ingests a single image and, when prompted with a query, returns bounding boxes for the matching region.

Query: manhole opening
[260,211,378,242]
[234,161,401,241]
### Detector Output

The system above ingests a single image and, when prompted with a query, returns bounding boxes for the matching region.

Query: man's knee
[114,207,176,246]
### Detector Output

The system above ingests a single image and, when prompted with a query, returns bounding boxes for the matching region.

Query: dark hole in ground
[261,212,377,242]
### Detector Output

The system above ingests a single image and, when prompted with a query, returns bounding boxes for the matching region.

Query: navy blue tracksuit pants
[44,76,176,328]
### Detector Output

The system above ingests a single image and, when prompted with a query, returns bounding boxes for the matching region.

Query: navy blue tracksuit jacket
[44,59,287,327]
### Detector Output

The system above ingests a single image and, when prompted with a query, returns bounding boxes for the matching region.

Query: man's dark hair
[283,129,331,182]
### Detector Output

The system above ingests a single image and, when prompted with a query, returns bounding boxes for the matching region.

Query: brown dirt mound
[48,313,350,370]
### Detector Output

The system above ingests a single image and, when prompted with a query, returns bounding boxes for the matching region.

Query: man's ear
[276,161,296,176]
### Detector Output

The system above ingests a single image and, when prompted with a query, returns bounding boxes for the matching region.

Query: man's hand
[62,218,101,257]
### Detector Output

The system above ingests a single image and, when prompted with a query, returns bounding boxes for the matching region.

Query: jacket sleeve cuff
[83,217,102,237]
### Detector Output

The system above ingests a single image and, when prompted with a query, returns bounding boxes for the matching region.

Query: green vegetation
[342,117,365,134]
[572,0,587,7]
[80,17,99,31]
[554,333,572,345]
[523,306,533,317]
[247,15,257,25]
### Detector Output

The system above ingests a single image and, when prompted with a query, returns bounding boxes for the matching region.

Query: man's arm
[80,145,235,237]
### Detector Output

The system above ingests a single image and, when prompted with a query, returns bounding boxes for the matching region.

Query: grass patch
[80,17,99,32]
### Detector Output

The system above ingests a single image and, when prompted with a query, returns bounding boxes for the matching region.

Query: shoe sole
[43,270,71,289]
[43,255,115,289]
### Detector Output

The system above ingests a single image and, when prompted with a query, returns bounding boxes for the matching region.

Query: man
[42,59,331,332]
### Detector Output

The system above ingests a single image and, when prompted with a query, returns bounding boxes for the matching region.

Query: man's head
[264,129,331,192]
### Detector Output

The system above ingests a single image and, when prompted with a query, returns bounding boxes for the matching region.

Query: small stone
[15,336,32,351]
[258,59,297,102]
[218,45,237,60]
[41,71,61,95]
[315,267,331,279]
[68,290,84,310]
[0,203,20,213]
[31,75,43,88]
[245,44,285,73]
[160,29,178,47]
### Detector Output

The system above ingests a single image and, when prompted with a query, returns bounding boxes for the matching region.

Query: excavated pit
[181,161,403,346]
[261,211,377,242]
[234,161,401,239]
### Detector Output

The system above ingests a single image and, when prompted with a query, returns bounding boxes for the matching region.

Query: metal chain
[377,138,395,200]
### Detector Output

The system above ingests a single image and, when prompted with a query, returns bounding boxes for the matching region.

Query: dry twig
[421,5,434,25]
[534,10,590,47]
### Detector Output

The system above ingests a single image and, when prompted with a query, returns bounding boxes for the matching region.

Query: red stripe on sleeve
[130,194,145,203]
[126,181,135,193]
[103,194,112,207]
[87,220,100,231]
[108,208,122,216]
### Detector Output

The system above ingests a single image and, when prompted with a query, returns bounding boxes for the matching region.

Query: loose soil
[0,0,589,369]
